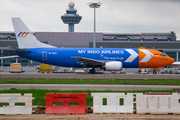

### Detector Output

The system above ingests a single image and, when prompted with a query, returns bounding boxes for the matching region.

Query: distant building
[103,31,176,41]
[0,31,179,68]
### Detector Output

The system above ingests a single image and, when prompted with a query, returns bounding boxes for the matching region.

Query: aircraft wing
[0,55,19,59]
[168,62,180,68]
[8,46,31,53]
[72,56,105,66]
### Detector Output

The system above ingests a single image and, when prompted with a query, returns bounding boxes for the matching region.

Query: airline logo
[17,32,29,37]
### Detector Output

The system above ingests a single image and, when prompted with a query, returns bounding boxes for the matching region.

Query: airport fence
[0,92,180,115]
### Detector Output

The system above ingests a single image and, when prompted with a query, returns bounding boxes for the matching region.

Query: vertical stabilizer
[12,17,56,48]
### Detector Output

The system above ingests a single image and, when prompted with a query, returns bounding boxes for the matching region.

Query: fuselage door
[42,51,47,60]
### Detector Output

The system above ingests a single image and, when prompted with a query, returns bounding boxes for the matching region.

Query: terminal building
[0,2,180,71]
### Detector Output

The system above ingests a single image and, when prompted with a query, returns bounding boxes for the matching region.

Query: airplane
[169,62,180,68]
[0,17,175,74]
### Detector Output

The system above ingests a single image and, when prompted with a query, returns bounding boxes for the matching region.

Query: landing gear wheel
[153,71,157,74]
[90,69,95,74]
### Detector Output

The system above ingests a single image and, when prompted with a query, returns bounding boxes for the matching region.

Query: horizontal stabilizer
[0,55,19,59]
[8,46,31,53]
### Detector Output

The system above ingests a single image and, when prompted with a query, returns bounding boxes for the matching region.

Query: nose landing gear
[153,70,157,74]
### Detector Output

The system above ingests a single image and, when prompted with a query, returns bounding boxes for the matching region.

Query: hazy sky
[0,0,180,39]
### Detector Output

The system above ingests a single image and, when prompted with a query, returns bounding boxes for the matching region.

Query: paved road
[0,84,179,90]
[1,73,180,79]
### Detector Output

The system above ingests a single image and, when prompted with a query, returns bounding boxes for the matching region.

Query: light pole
[88,2,102,48]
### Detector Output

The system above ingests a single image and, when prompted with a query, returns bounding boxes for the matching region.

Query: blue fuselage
[15,48,139,68]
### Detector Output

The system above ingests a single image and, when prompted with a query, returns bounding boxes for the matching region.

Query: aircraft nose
[169,57,175,64]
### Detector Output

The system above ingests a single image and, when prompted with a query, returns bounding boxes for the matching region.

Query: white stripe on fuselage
[140,49,153,62]
[124,49,138,62]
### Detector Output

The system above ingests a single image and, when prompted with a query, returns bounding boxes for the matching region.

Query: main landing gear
[90,69,95,74]
[153,70,157,74]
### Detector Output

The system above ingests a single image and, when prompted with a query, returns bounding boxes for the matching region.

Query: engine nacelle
[103,61,122,71]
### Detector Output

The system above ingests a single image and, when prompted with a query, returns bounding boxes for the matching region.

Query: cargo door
[42,51,47,60]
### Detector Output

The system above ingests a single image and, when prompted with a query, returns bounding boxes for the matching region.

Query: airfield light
[88,2,102,48]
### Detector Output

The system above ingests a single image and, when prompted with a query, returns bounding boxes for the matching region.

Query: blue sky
[0,0,180,39]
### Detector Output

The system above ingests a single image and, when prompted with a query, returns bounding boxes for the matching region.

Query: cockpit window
[159,54,168,57]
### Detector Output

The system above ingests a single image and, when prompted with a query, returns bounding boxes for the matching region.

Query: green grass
[0,89,175,106]
[0,78,180,85]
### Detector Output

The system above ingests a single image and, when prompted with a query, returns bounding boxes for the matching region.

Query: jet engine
[101,61,122,71]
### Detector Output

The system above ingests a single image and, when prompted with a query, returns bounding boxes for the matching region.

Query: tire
[90,69,95,74]
[153,71,157,74]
